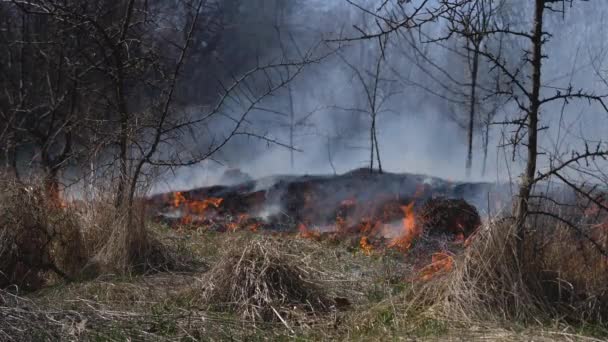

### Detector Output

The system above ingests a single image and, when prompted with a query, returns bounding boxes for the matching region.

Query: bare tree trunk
[373,121,383,173]
[115,104,129,208]
[288,83,295,170]
[481,120,490,178]
[515,0,544,260]
[327,136,337,175]
[466,40,481,178]
[114,0,136,209]
[370,120,375,173]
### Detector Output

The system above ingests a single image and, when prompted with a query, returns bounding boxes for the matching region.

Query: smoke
[153,0,608,193]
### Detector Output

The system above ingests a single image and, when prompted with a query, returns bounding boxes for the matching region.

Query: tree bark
[514,0,544,260]
[114,0,137,209]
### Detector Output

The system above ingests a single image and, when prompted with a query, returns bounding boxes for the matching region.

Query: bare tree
[384,0,508,178]
[337,38,396,174]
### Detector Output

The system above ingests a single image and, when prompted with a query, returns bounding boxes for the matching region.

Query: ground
[4,223,607,341]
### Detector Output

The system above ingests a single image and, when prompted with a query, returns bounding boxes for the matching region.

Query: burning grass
[197,237,335,324]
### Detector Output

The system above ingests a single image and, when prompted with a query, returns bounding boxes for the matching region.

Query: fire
[173,191,187,208]
[248,221,261,232]
[359,219,375,234]
[359,236,373,255]
[171,192,224,224]
[226,213,256,232]
[454,223,465,243]
[419,252,454,281]
[298,223,321,240]
[388,202,420,252]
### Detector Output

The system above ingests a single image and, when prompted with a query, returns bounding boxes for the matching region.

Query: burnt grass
[2,222,607,341]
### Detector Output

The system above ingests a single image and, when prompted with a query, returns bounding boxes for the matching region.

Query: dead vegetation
[1,174,607,340]
[1,217,607,340]
[197,237,334,325]
[0,180,86,290]
[349,214,608,340]
[428,217,545,323]
[431,214,608,325]
[0,177,195,293]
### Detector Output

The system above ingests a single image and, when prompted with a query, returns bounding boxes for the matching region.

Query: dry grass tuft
[419,214,608,327]
[84,203,197,277]
[198,237,334,324]
[525,216,608,323]
[430,217,543,323]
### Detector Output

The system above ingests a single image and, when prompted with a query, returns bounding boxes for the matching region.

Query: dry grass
[0,177,195,292]
[402,212,608,331]
[1,174,607,340]
[1,222,606,340]
[197,236,335,324]
[0,180,87,290]
[429,217,543,322]
[0,231,392,340]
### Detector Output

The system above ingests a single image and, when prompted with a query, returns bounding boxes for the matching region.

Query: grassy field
[2,222,607,341]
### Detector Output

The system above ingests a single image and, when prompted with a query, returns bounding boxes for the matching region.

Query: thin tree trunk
[44,168,61,204]
[373,121,382,173]
[466,40,481,178]
[114,0,137,209]
[115,102,129,208]
[481,121,490,178]
[327,136,336,175]
[288,83,295,170]
[515,0,544,260]
[370,118,375,173]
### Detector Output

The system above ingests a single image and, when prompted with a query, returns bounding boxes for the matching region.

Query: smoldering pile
[147,169,506,253]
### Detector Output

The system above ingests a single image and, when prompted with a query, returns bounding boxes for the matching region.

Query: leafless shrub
[0,179,86,290]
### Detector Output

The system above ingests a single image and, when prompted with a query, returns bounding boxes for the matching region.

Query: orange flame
[388,202,420,252]
[419,252,454,281]
[173,191,186,208]
[171,192,224,224]
[298,223,321,240]
[360,236,373,256]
